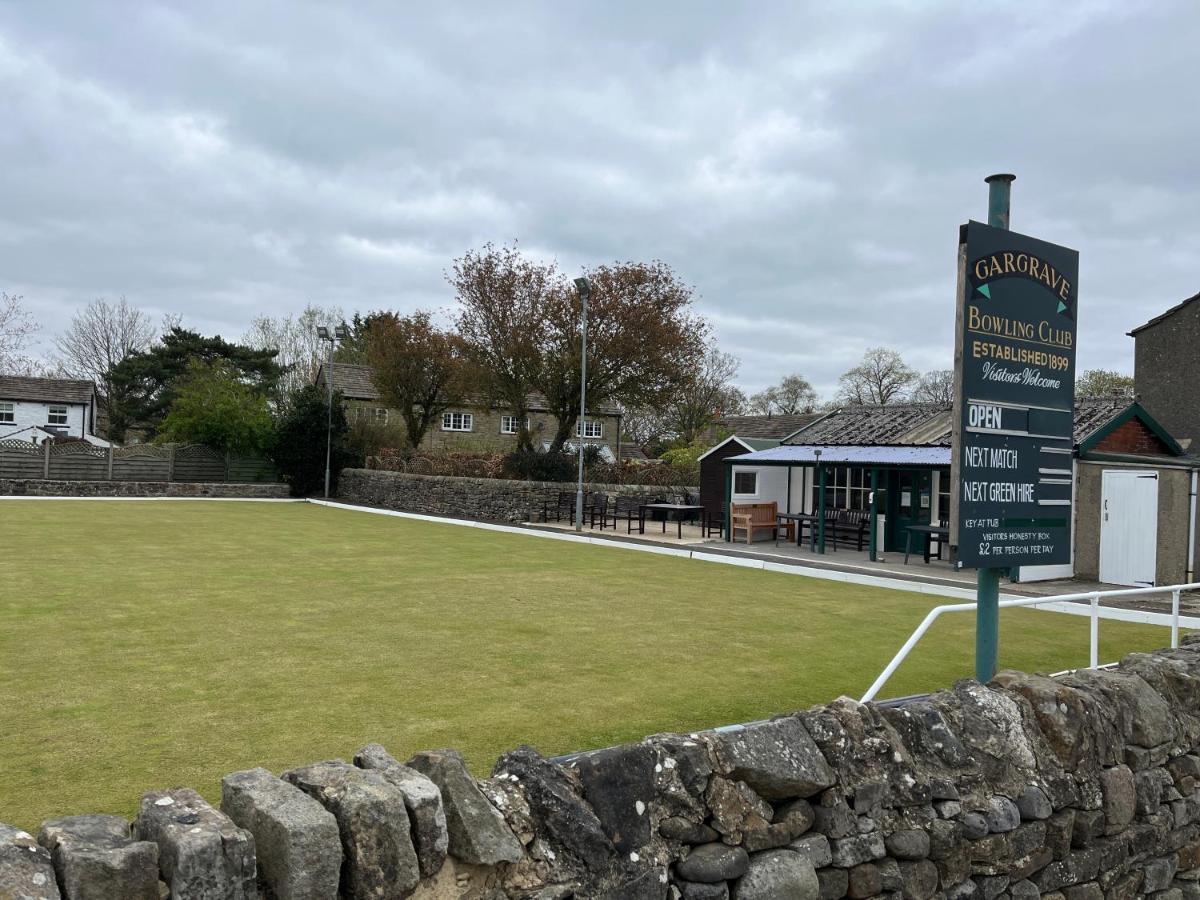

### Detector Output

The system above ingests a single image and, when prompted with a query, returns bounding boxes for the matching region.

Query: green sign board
[955,220,1079,569]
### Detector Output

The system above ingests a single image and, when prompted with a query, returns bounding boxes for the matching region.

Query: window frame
[0,401,13,424]
[576,419,603,439]
[47,405,69,427]
[500,415,529,435]
[732,468,760,498]
[441,412,474,432]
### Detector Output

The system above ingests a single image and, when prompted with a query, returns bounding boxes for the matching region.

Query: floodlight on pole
[316,324,342,500]
[573,276,591,532]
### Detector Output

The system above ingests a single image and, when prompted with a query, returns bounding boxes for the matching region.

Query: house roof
[1128,290,1200,336]
[0,375,96,405]
[712,413,822,440]
[313,363,622,415]
[315,363,379,400]
[696,434,781,463]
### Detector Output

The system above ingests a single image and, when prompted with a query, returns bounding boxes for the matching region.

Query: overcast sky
[1,2,1196,397]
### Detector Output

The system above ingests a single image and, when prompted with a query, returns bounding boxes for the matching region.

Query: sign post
[951,174,1079,682]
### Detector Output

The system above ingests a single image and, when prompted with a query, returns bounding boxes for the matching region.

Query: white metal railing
[860,582,1200,703]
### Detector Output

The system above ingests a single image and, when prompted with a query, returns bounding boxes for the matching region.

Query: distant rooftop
[712,412,822,440]
[0,375,97,405]
[313,363,621,414]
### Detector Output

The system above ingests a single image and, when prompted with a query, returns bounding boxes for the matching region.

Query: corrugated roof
[1129,291,1200,336]
[784,404,953,446]
[0,376,96,405]
[712,413,822,440]
[727,444,951,466]
[313,363,622,414]
[778,398,1135,450]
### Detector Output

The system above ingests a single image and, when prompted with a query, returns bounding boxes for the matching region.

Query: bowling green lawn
[0,499,1176,828]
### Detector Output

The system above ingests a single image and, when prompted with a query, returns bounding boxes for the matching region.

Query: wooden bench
[827,509,872,551]
[730,502,794,543]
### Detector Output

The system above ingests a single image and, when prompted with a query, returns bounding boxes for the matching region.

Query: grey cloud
[0,1,1196,396]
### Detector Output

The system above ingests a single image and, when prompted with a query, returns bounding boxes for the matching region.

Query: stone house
[1130,290,1200,450]
[314,363,624,459]
[0,375,108,446]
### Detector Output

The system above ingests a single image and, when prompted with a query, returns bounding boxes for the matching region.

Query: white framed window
[500,416,528,435]
[47,405,68,426]
[372,407,389,423]
[733,470,759,497]
[0,402,13,424]
[441,412,473,432]
[576,420,603,439]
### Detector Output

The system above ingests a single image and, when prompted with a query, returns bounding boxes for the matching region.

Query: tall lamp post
[316,323,350,499]
[573,276,590,532]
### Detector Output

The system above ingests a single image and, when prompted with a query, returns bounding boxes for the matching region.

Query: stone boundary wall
[338,467,699,524]
[8,642,1200,899]
[0,478,291,498]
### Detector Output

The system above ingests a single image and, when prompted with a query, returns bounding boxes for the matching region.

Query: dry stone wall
[8,640,1200,899]
[0,478,290,498]
[338,468,698,524]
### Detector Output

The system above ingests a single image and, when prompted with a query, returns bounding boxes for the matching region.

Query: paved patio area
[529,517,1200,616]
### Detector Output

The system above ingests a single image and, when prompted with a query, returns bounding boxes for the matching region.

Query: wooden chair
[587,493,610,528]
[604,495,643,533]
[542,491,575,522]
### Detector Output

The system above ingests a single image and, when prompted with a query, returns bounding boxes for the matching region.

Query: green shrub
[503,449,575,482]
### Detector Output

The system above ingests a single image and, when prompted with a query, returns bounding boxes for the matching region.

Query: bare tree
[663,343,743,444]
[55,297,156,392]
[0,292,41,375]
[1077,369,1135,399]
[242,303,346,401]
[748,373,819,414]
[910,368,955,404]
[835,347,918,406]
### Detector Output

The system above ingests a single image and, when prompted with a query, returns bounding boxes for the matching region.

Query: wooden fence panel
[226,456,279,483]
[47,445,108,480]
[2,441,280,483]
[112,446,171,482]
[0,441,44,479]
[172,445,226,482]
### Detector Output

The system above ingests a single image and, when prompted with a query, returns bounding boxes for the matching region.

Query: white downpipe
[861,581,1200,703]
[1188,470,1198,583]
[1089,593,1100,669]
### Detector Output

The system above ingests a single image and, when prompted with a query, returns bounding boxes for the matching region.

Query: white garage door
[1099,470,1158,586]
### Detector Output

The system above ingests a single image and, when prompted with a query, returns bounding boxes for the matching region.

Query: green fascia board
[1077,401,1184,458]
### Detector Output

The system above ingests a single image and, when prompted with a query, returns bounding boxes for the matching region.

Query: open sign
[968,403,1003,430]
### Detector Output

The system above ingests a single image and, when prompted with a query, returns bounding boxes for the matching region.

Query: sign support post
[974,173,1014,683]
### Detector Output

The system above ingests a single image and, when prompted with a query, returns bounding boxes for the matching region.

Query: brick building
[1130,291,1200,450]
[315,363,623,459]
